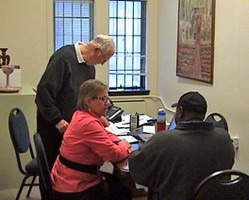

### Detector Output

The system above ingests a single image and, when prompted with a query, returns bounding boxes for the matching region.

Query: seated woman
[51,79,132,200]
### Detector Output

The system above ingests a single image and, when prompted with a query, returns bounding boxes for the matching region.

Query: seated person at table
[128,91,235,200]
[51,79,132,200]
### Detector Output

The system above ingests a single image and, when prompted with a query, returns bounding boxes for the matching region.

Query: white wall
[158,0,249,172]
[0,1,49,86]
[0,0,158,190]
[0,0,158,94]
[1,0,248,190]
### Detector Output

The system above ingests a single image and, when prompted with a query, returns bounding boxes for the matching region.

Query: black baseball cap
[171,91,207,113]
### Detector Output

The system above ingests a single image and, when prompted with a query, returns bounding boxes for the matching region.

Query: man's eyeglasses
[92,96,110,103]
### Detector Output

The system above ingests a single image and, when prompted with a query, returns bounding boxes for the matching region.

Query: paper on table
[118,135,138,143]
[139,114,153,126]
[114,122,130,128]
[143,125,156,134]
[140,114,152,121]
[114,114,130,128]
[115,114,153,128]
[105,122,128,135]
[121,114,130,123]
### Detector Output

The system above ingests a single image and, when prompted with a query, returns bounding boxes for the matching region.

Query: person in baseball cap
[172,91,207,114]
[172,91,207,125]
[128,92,234,200]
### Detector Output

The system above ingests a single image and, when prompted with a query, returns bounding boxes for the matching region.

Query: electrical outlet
[231,136,239,149]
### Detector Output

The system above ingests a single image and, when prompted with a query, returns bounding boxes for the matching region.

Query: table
[113,159,148,198]
[113,126,155,198]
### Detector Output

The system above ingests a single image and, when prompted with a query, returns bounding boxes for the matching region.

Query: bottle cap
[158,109,165,115]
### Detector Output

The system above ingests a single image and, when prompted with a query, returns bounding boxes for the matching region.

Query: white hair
[92,34,115,52]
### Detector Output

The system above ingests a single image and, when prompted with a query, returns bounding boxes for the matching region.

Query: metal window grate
[109,0,147,90]
[54,0,94,51]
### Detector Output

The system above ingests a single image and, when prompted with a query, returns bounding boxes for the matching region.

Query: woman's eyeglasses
[92,96,110,103]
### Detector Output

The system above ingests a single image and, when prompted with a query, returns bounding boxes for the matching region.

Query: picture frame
[176,0,215,84]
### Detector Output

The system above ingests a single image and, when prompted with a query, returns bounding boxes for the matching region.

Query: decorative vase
[1,65,14,88]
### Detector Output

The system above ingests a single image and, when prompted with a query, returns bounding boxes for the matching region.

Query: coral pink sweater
[51,110,131,192]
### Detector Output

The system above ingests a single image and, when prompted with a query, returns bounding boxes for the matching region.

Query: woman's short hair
[77,79,108,111]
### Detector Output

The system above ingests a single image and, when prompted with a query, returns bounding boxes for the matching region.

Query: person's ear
[86,98,92,108]
[97,48,102,56]
[176,106,184,119]
[174,106,184,124]
[94,46,102,57]
[91,42,100,54]
[179,106,184,118]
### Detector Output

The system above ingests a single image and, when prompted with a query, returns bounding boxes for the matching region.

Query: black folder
[106,105,124,122]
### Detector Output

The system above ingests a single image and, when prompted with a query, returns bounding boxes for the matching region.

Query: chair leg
[26,176,37,198]
[16,176,29,200]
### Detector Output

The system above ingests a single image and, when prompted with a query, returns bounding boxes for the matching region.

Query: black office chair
[205,112,229,131]
[8,108,39,200]
[33,132,55,200]
[193,169,249,200]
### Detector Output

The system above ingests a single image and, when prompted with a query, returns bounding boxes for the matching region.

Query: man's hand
[55,119,69,133]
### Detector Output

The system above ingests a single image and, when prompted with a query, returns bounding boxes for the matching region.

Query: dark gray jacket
[129,122,235,200]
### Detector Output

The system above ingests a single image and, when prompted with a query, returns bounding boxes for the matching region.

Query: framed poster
[176,0,215,83]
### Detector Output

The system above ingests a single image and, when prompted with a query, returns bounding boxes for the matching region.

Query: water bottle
[156,109,166,132]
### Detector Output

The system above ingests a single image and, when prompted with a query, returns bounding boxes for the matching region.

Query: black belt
[59,155,100,175]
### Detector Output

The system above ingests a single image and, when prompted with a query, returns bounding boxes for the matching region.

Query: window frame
[108,0,148,93]
[53,0,94,51]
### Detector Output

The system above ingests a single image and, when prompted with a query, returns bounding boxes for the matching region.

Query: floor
[1,162,147,200]
[0,187,147,200]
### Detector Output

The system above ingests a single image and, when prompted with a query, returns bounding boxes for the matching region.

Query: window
[54,0,94,51]
[109,0,147,90]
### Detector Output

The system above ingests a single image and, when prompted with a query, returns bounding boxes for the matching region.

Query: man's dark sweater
[35,44,95,169]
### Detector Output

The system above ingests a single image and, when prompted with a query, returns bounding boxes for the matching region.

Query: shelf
[0,83,36,96]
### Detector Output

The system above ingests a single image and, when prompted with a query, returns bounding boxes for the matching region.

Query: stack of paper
[142,125,156,134]
[118,135,138,144]
[105,122,128,135]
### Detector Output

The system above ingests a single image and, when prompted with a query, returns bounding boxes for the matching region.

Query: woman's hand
[119,139,131,148]
[100,116,110,127]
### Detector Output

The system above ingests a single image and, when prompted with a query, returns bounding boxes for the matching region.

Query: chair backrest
[205,112,229,131]
[8,107,34,174]
[33,133,54,198]
[193,169,249,200]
